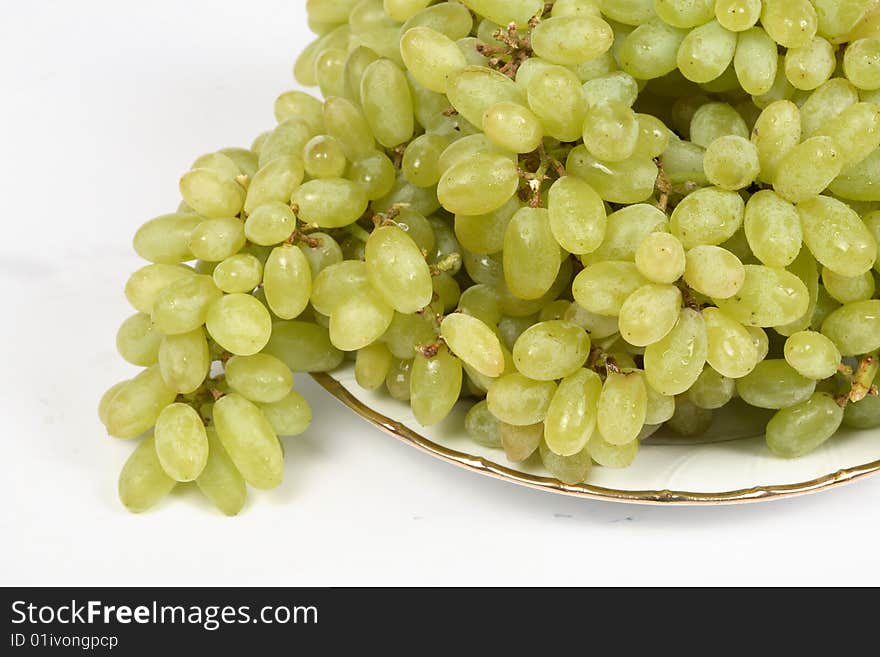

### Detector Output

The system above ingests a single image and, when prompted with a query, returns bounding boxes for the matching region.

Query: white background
[2,0,879,587]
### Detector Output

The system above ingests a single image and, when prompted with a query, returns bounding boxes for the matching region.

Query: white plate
[314,366,880,505]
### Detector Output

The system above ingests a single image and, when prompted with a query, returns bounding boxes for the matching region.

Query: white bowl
[314,366,880,505]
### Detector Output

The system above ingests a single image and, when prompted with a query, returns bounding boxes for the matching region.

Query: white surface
[2,0,880,587]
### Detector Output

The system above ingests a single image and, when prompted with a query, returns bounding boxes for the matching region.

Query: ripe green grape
[402,134,449,188]
[116,313,163,367]
[487,373,557,426]
[482,101,544,154]
[766,393,844,458]
[677,20,737,84]
[823,267,876,303]
[213,393,283,490]
[544,369,602,456]
[573,261,647,316]
[441,313,505,378]
[597,372,647,445]
[635,232,686,284]
[500,421,544,462]
[323,96,376,160]
[565,145,658,204]
[844,394,880,430]
[761,0,818,48]
[438,153,519,215]
[104,366,177,439]
[797,195,878,277]
[151,275,222,336]
[118,434,176,513]
[348,151,396,200]
[196,428,247,516]
[154,403,209,482]
[583,101,640,162]
[538,440,593,485]
[844,38,880,90]
[655,0,715,28]
[618,19,686,80]
[703,135,760,190]
[715,0,761,31]
[410,348,463,426]
[264,245,312,320]
[683,245,745,299]
[264,321,344,372]
[329,291,394,351]
[158,328,210,394]
[447,65,524,127]
[644,308,708,396]
[355,342,395,390]
[773,136,844,203]
[526,65,588,142]
[715,265,810,327]
[531,15,613,66]
[736,359,817,409]
[703,306,759,378]
[690,102,749,147]
[688,367,736,409]
[454,197,519,255]
[225,354,293,404]
[400,26,466,93]
[206,293,273,356]
[503,207,563,300]
[784,36,836,91]
[618,284,682,347]
[821,299,880,355]
[465,400,502,448]
[259,389,312,437]
[133,213,202,264]
[366,226,433,314]
[125,264,194,315]
[244,156,305,215]
[784,330,842,380]
[582,203,668,265]
[189,217,246,263]
[670,186,744,249]
[743,190,802,268]
[512,320,591,381]
[291,178,368,228]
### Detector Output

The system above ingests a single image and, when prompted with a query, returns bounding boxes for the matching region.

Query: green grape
[263,245,312,320]
[645,384,676,424]
[684,245,745,299]
[598,0,651,24]
[588,431,640,468]
[688,367,735,409]
[811,286,843,331]
[784,330,842,381]
[349,26,406,67]
[329,291,394,351]
[829,146,880,201]
[715,264,810,327]
[743,190,802,268]
[689,102,749,147]
[660,134,709,185]
[258,118,314,168]
[461,0,543,27]
[784,36,836,91]
[547,176,607,256]
[815,102,880,168]
[104,366,177,439]
[487,373,557,426]
[225,354,293,404]
[644,308,708,396]
[306,0,360,23]
[618,19,687,80]
[259,389,312,437]
[464,401,502,448]
[348,151,397,200]
[512,320,591,381]
[133,213,202,264]
[302,135,347,180]
[531,15,613,65]
[401,1,474,40]
[125,264,195,315]
[447,65,523,128]
[118,434,176,513]
[761,0,818,48]
[344,46,379,103]
[866,211,880,271]
[441,313,505,378]
[311,261,370,316]
[323,97,376,160]
[264,321,344,372]
[503,207,563,300]
[565,145,658,204]
[192,152,241,180]
[457,36,490,66]
[737,359,817,409]
[438,153,519,215]
[212,254,262,294]
[752,100,801,179]
[775,247,821,336]
[99,381,129,427]
[634,113,672,158]
[382,311,437,359]
[179,169,245,219]
[618,284,682,347]
[298,232,343,277]
[670,186,744,249]
[702,135,759,190]
[244,156,305,215]
[703,306,759,378]
[666,396,714,436]
[195,427,247,516]
[116,313,163,367]
[801,78,860,137]
[539,440,593,484]
[677,20,737,84]
[151,275,222,336]
[350,0,396,32]
[400,26,466,93]
[582,71,640,108]
[597,371,648,445]
[733,27,778,96]
[401,134,447,188]
[355,342,394,390]
[410,348,463,426]
[365,226,433,314]
[213,393,283,490]
[189,217,246,263]
[655,0,715,28]
[154,403,209,483]
[433,273,461,313]
[482,101,543,154]
[219,148,258,179]
[544,369,602,456]
[294,25,351,87]
[823,267,876,303]
[244,203,296,246]
[773,136,844,203]
[514,57,556,91]
[526,65,588,142]
[438,134,516,173]
[315,47,347,99]
[766,393,844,458]
[457,285,503,326]
[292,178,368,228]
[821,299,880,355]
[158,328,210,395]
[383,0,430,22]
[274,90,324,132]
[635,232,686,284]
[812,0,872,40]
[715,0,761,31]
[583,101,640,162]
[798,195,878,276]
[454,197,519,256]
[845,38,880,90]
[573,261,648,316]
[206,293,273,356]
[844,394,880,429]
[499,421,543,462]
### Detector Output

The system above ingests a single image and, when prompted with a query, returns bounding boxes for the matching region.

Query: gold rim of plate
[312,373,880,506]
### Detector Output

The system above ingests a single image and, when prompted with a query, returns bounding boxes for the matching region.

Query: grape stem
[653,158,671,212]
[518,143,561,208]
[849,352,879,403]
[476,19,538,79]
[430,252,462,277]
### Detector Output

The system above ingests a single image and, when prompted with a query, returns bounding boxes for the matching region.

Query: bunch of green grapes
[101,0,880,512]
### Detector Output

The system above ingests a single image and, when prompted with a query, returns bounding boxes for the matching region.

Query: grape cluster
[101,0,880,512]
